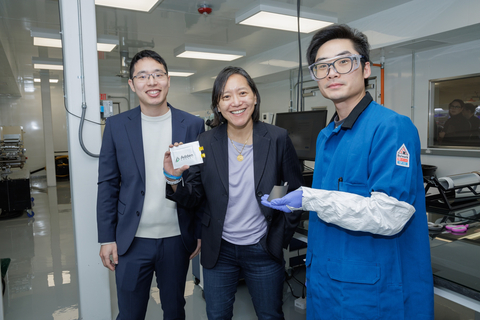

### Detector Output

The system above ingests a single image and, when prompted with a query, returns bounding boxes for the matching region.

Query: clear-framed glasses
[132,71,168,82]
[308,54,364,81]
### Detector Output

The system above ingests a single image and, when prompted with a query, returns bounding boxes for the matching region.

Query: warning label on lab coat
[396,144,410,167]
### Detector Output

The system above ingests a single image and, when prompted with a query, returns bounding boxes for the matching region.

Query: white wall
[256,79,291,115]
[383,39,480,177]
[168,77,211,113]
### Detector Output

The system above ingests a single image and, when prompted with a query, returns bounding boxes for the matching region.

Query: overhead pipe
[107,95,131,111]
[117,34,154,78]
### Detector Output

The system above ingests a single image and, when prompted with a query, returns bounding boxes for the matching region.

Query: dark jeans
[203,239,285,320]
[115,236,190,320]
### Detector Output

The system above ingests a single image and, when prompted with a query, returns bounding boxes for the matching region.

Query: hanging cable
[297,0,304,112]
[76,0,99,158]
[285,275,301,299]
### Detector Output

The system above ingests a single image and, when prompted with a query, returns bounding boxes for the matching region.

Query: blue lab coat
[306,93,434,319]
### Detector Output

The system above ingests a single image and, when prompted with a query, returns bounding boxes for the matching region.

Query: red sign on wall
[100,93,107,100]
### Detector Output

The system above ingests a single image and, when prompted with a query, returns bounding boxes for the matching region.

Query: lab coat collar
[329,91,373,130]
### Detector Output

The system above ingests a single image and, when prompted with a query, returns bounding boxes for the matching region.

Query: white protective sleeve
[299,187,415,236]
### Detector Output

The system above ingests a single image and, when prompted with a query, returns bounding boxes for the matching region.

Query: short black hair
[463,103,476,113]
[129,50,168,79]
[211,66,260,127]
[307,24,370,86]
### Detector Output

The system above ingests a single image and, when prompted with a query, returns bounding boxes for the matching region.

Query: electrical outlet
[262,112,274,124]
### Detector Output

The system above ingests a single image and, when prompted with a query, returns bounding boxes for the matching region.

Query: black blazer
[97,104,205,256]
[167,121,303,269]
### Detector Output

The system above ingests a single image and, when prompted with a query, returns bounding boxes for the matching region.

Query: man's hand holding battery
[164,142,189,178]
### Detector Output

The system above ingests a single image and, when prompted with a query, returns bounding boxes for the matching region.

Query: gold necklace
[229,133,251,162]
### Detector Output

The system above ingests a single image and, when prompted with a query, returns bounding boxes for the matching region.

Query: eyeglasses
[308,54,364,81]
[449,105,462,109]
[132,72,168,82]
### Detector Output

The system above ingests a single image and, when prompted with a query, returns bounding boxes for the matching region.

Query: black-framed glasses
[449,105,462,109]
[132,72,168,82]
[308,54,364,81]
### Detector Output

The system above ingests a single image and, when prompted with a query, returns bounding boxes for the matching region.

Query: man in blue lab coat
[262,24,433,320]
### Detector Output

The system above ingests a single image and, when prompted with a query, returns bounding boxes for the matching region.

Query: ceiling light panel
[96,43,117,52]
[235,1,337,33]
[240,12,333,33]
[33,64,63,71]
[34,78,59,83]
[97,34,118,52]
[31,27,62,48]
[95,0,162,12]
[174,44,246,62]
[31,27,118,52]
[168,71,195,77]
[176,51,243,61]
[32,57,64,71]
[33,37,62,48]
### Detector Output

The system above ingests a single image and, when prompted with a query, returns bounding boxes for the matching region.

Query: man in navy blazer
[97,50,204,320]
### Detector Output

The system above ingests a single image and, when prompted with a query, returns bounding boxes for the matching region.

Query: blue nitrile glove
[261,189,303,213]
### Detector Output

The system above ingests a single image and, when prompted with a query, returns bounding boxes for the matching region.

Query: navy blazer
[97,104,205,256]
[167,121,304,269]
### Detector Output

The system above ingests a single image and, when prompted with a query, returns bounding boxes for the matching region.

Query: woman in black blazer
[165,66,303,320]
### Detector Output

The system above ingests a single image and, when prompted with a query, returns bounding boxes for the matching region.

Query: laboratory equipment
[425,172,480,210]
[0,126,33,218]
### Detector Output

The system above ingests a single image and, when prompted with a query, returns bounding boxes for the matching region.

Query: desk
[428,204,480,316]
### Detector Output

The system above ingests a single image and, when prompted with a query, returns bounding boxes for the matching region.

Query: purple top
[222,139,267,245]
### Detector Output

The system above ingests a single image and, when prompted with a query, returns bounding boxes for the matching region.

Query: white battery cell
[170,141,204,169]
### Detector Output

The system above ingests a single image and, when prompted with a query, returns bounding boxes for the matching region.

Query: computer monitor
[275,110,328,161]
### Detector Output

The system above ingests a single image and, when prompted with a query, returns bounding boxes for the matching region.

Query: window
[428,74,480,149]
